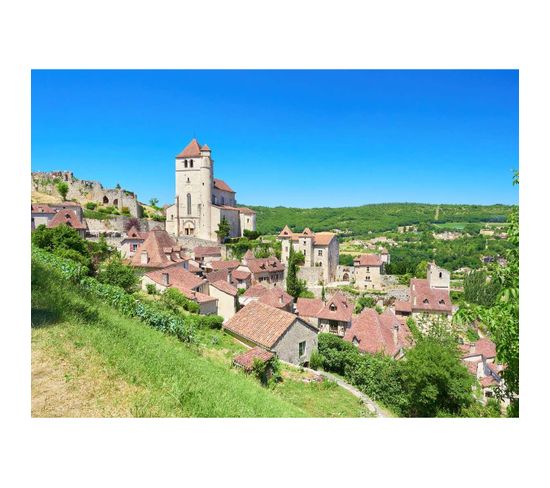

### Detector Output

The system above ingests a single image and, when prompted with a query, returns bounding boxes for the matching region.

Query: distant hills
[246,203,515,236]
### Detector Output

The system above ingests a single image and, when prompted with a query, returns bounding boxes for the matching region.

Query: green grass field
[31,260,367,418]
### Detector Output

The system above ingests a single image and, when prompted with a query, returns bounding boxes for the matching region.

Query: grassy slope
[32,261,366,418]
[246,203,514,235]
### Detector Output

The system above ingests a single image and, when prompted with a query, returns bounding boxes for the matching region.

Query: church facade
[165,139,256,242]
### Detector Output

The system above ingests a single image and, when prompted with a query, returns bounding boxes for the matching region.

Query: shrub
[243,230,261,240]
[85,202,97,210]
[96,256,139,293]
[354,295,377,313]
[146,283,157,295]
[56,181,69,200]
[309,350,325,370]
[161,287,200,314]
[124,217,141,232]
[252,356,281,386]
[121,206,130,216]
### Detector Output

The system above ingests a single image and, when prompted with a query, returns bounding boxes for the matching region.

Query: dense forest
[244,203,514,236]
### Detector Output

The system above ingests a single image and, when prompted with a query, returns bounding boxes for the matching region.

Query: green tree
[32,224,91,270]
[149,197,159,208]
[56,181,69,200]
[216,216,231,243]
[463,269,501,307]
[285,245,307,298]
[415,260,429,278]
[96,255,139,293]
[354,294,376,314]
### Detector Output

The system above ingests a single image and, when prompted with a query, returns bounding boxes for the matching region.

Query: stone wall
[297,266,324,285]
[85,216,163,235]
[32,171,143,217]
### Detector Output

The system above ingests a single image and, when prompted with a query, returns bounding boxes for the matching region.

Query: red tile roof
[180,287,218,304]
[313,232,336,246]
[124,225,148,240]
[233,347,274,372]
[278,225,293,237]
[474,338,497,359]
[237,207,256,215]
[354,254,383,267]
[344,308,412,357]
[31,204,56,213]
[194,246,221,258]
[295,297,324,318]
[232,269,251,281]
[201,144,211,151]
[394,300,412,313]
[410,279,452,313]
[209,259,240,271]
[276,225,336,246]
[243,249,255,260]
[245,256,285,274]
[206,269,231,285]
[258,288,294,310]
[487,362,502,375]
[176,138,202,158]
[224,301,305,349]
[47,209,86,230]
[211,280,238,297]
[316,292,352,323]
[242,284,270,298]
[480,376,498,388]
[131,230,186,268]
[145,265,205,291]
[213,178,235,193]
[463,359,481,376]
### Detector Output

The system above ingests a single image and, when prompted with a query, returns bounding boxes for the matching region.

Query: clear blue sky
[31,70,518,207]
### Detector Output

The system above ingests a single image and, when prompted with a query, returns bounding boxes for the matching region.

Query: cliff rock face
[31,171,143,217]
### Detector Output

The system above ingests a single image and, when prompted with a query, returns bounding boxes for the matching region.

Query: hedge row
[32,247,223,343]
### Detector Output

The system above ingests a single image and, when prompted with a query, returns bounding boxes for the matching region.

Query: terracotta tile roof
[233,347,274,371]
[245,256,285,274]
[210,259,240,271]
[243,284,270,298]
[206,269,231,284]
[313,232,336,246]
[258,288,294,310]
[354,254,383,267]
[180,287,218,304]
[194,246,221,258]
[176,138,202,158]
[213,178,235,193]
[487,362,502,375]
[124,225,148,240]
[295,298,324,318]
[237,207,256,215]
[47,209,86,230]
[131,230,186,268]
[463,359,481,376]
[344,308,411,357]
[410,279,452,313]
[31,204,56,213]
[201,144,211,151]
[188,262,202,273]
[232,269,251,281]
[223,301,303,349]
[480,376,498,388]
[278,225,293,237]
[474,338,497,359]
[316,292,352,323]
[145,265,205,291]
[394,300,412,313]
[211,280,238,297]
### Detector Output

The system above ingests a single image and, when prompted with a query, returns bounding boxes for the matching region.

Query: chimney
[413,296,417,306]
[140,250,148,264]
[162,273,169,286]
[227,271,232,284]
[279,295,284,305]
[393,323,399,346]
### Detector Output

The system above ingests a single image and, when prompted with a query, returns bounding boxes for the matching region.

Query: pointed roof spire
[176,138,202,158]
[201,144,211,151]
[278,225,293,237]
[302,227,313,236]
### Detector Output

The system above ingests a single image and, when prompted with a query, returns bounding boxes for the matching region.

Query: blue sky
[31,70,518,207]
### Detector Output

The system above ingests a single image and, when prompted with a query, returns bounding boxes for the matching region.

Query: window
[439,272,442,278]
[187,193,192,215]
[423,298,429,304]
[318,250,322,256]
[131,243,138,252]
[184,160,188,168]
[298,341,306,357]
[187,177,190,183]
[438,299,445,305]
[189,160,194,168]
[330,303,337,311]
[366,267,370,272]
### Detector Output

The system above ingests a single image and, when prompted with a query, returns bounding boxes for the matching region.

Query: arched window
[113,198,118,206]
[189,160,194,168]
[184,160,188,168]
[103,196,109,204]
[187,193,192,215]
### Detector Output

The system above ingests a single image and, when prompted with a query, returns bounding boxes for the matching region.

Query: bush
[161,287,200,314]
[252,356,281,386]
[85,202,97,210]
[243,230,261,240]
[146,283,157,295]
[96,256,139,293]
[309,350,325,370]
[121,206,130,216]
[354,295,377,313]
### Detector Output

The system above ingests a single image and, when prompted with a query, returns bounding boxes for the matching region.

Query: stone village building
[295,291,352,336]
[277,225,339,284]
[165,139,256,242]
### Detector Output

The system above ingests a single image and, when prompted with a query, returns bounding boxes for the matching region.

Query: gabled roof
[210,280,239,297]
[410,279,452,313]
[176,138,202,158]
[237,207,256,215]
[224,301,307,349]
[313,232,336,246]
[145,265,205,291]
[245,256,285,274]
[344,308,412,357]
[233,347,274,371]
[257,288,294,310]
[394,300,412,313]
[47,209,86,230]
[209,259,240,271]
[31,204,56,214]
[194,246,221,258]
[276,225,336,246]
[180,287,218,304]
[242,283,270,298]
[206,268,231,285]
[316,292,352,323]
[130,230,185,268]
[124,225,148,240]
[354,254,383,267]
[295,297,324,318]
[462,338,497,360]
[213,178,235,193]
[278,225,293,237]
[243,249,255,260]
[232,269,251,281]
[201,144,211,151]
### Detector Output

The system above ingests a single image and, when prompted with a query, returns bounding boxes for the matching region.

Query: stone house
[208,280,239,321]
[164,138,256,241]
[236,256,285,288]
[295,292,352,337]
[353,254,384,290]
[205,259,240,273]
[232,269,252,289]
[277,225,339,284]
[193,246,222,266]
[240,284,294,312]
[141,264,217,315]
[46,208,87,237]
[31,204,57,228]
[343,308,412,359]
[120,225,148,258]
[223,301,318,365]
[130,229,188,270]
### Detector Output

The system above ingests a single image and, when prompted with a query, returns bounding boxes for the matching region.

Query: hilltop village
[31,138,515,416]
